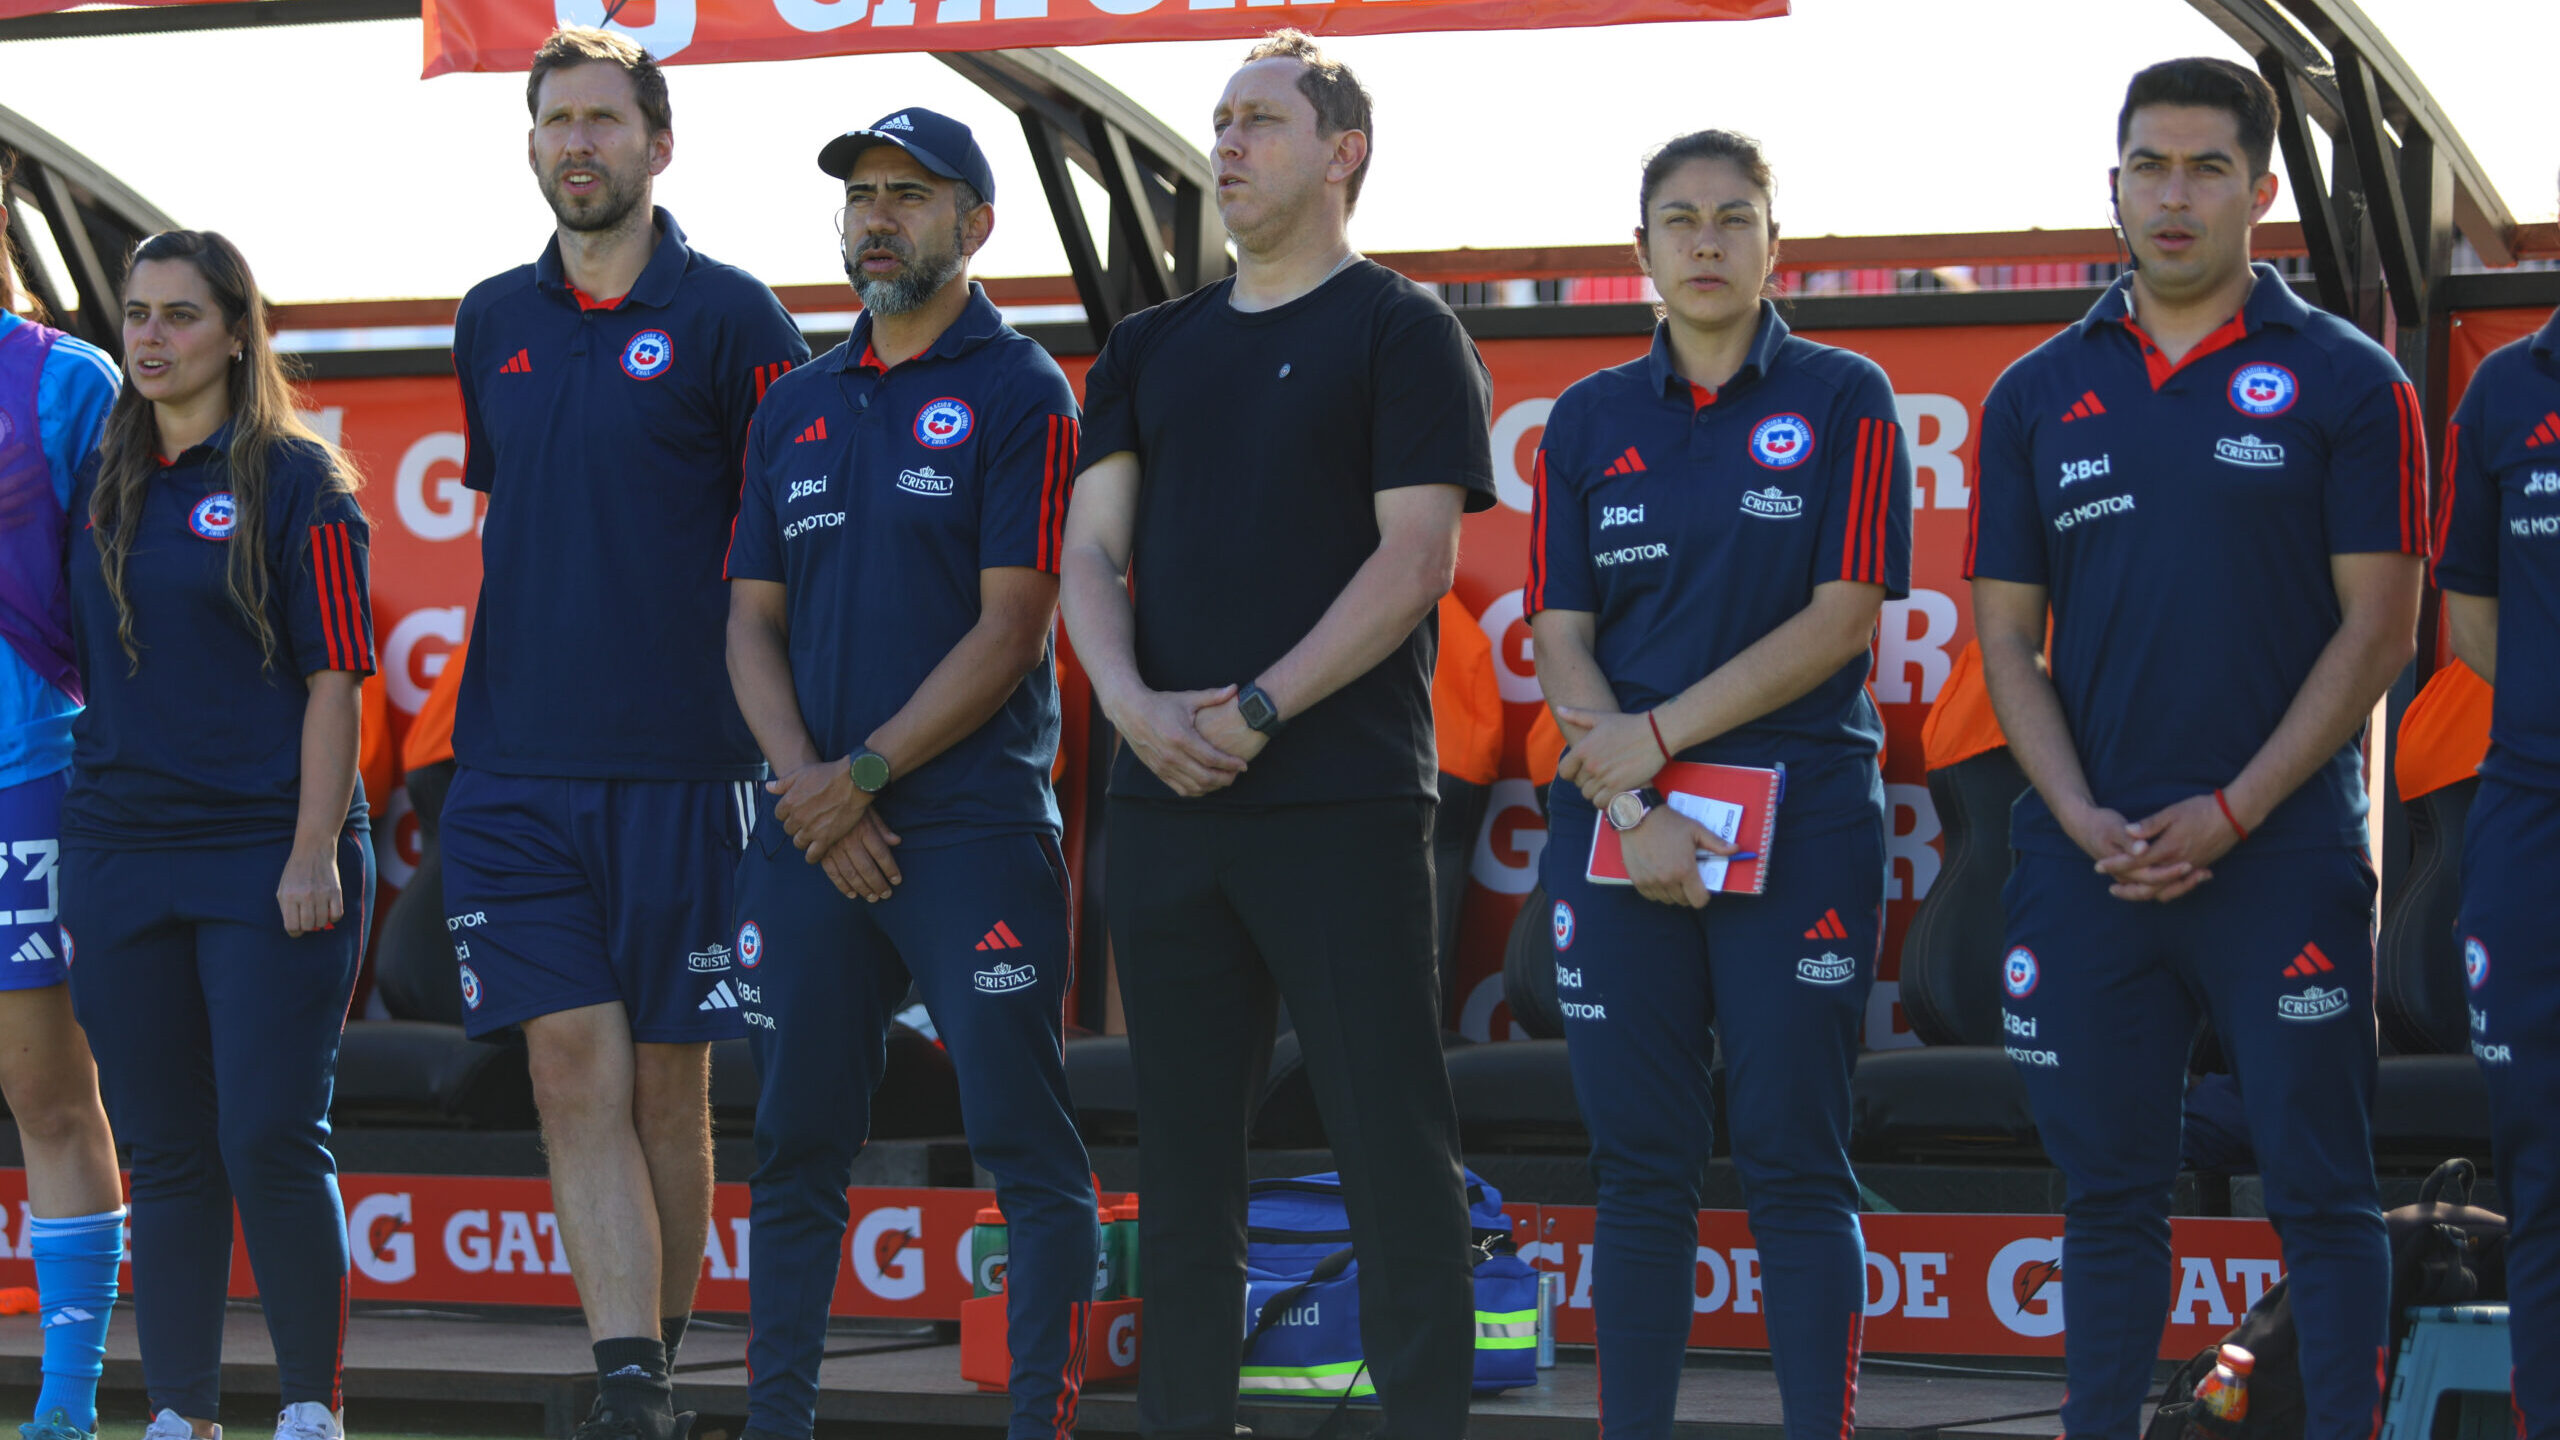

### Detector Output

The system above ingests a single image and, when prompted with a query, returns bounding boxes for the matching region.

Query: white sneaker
[270,1405,337,1440]
[143,1413,215,1440]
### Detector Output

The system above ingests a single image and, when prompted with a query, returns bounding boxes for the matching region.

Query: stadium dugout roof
[0,0,2526,357]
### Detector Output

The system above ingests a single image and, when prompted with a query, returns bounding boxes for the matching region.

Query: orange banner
[418,0,1782,76]
[0,1169,2267,1358]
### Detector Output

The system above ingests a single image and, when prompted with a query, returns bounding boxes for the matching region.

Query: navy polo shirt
[2434,307,2560,793]
[64,427,375,847]
[1527,303,1913,836]
[1968,263,2428,854]
[452,208,810,783]
[726,284,1077,847]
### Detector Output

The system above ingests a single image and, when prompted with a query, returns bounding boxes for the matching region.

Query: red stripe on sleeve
[1526,448,1549,612]
[1055,418,1080,574]
[1865,422,1899,585]
[2434,422,2463,565]
[309,526,343,670]
[1842,419,1874,583]
[2396,381,2416,556]
[340,523,374,668]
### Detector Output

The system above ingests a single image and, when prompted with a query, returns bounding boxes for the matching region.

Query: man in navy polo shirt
[724,110,1093,1440]
[1969,58,2424,1440]
[2436,261,2560,1439]
[442,29,808,1440]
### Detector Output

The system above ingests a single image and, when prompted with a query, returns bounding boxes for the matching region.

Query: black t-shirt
[1079,261,1497,807]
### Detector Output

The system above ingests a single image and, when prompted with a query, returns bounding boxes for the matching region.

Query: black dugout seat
[1850,748,2042,1158]
[1502,886,1564,1040]
[2378,778,2477,1055]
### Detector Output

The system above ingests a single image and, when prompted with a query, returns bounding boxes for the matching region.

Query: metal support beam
[2261,55,2355,320]
[1,103,178,352]
[2335,48,2425,327]
[0,0,414,41]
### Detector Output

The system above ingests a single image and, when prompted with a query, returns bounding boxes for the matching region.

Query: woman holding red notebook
[1525,131,1912,1440]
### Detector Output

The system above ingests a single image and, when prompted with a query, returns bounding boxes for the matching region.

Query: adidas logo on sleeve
[8,932,56,968]
[698,980,741,1012]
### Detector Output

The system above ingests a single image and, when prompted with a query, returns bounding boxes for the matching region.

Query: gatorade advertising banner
[412,0,1783,76]
[302,317,2048,1049]
[0,1170,2270,1359]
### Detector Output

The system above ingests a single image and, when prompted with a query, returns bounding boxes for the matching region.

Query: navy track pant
[736,813,1094,1440]
[60,831,372,1419]
[1542,793,1880,1440]
[2002,844,2385,1440]
[2459,779,2560,1439]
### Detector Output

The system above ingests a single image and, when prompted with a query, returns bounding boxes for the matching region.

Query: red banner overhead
[418,0,1784,76]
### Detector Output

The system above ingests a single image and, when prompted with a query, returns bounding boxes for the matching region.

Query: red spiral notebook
[1585,761,1786,896]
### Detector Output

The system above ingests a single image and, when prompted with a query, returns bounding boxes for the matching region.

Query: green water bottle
[970,1205,1009,1297]
[1106,1199,1140,1300]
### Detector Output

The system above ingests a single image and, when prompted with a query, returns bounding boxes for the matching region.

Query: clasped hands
[769,756,904,903]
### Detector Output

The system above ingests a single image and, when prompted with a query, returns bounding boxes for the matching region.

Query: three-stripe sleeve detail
[1038,414,1079,574]
[308,522,372,671]
[1842,417,1898,585]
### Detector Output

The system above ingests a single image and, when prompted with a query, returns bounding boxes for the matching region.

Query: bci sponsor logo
[1599,504,1646,529]
[2057,455,2112,487]
[786,475,829,504]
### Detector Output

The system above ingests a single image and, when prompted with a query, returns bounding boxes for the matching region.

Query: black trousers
[1108,797,1474,1440]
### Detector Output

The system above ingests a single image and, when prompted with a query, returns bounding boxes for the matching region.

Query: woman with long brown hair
[59,230,373,1440]
[0,155,131,1440]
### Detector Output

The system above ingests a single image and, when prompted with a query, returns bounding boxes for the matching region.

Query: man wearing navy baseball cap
[727,106,1095,1440]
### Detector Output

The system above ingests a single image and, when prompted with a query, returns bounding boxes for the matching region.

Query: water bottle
[970,1206,1009,1297]
[2192,1343,2254,1422]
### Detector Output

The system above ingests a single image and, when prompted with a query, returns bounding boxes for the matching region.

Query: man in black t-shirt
[1060,29,1495,1440]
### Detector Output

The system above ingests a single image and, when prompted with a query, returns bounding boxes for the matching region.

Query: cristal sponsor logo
[2512,515,2560,538]
[447,912,488,931]
[1560,1001,1609,1020]
[974,961,1037,994]
[1739,486,1804,519]
[1796,952,1855,985]
[896,465,957,497]
[786,475,829,504]
[2053,494,2136,530]
[2056,455,2112,487]
[2214,435,2285,468]
[1599,504,1646,529]
[688,944,734,974]
[785,511,847,539]
[1554,963,1582,990]
[1593,542,1670,567]
[2529,471,2560,497]
[2276,985,2349,1022]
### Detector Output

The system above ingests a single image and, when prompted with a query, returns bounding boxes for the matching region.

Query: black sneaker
[572,1403,695,1440]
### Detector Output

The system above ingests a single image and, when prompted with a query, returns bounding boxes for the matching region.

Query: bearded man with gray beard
[721,107,1094,1440]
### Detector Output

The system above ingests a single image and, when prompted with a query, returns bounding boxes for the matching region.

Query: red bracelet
[2213,788,2249,841]
[1646,711,1672,762]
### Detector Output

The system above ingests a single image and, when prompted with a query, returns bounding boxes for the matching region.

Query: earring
[232,350,244,363]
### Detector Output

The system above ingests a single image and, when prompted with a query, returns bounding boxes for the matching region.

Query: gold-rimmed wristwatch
[1605,787,1665,832]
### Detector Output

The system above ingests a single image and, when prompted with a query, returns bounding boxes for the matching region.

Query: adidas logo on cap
[699,981,741,1012]
[9,932,55,967]
[878,113,914,132]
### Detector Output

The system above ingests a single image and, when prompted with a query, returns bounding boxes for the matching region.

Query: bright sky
[1,0,2552,302]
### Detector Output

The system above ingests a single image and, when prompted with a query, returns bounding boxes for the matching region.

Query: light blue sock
[28,1208,123,1434]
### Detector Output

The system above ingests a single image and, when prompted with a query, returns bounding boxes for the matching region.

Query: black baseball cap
[818,108,996,204]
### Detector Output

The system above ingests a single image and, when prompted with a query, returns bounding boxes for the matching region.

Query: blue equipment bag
[1238,1169,1541,1403]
